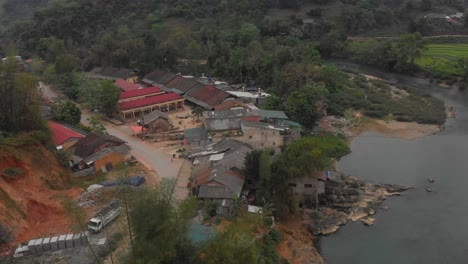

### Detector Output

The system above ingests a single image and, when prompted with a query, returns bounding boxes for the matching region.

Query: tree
[0,56,43,133]
[286,83,328,129]
[88,115,107,135]
[129,180,197,263]
[78,79,121,116]
[264,94,282,110]
[393,33,426,71]
[51,101,81,125]
[457,58,468,81]
[198,225,259,264]
[191,106,204,122]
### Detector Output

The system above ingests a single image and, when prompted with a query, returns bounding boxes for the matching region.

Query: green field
[415,44,468,76]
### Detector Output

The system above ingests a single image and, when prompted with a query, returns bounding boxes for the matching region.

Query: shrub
[3,167,24,178]
[269,228,283,244]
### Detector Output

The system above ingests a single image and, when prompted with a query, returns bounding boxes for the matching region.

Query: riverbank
[302,176,412,237]
[318,115,441,141]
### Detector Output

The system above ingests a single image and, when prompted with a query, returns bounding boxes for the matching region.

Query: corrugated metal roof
[83,145,130,164]
[143,70,177,85]
[142,110,169,124]
[115,79,141,92]
[118,92,182,110]
[165,76,199,93]
[184,85,231,108]
[257,110,288,119]
[48,121,86,146]
[119,86,162,100]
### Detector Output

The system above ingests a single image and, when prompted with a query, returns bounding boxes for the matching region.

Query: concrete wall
[205,117,242,131]
[288,177,325,206]
[94,151,130,172]
[238,125,284,152]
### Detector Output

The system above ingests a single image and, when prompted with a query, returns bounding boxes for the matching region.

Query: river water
[321,62,468,264]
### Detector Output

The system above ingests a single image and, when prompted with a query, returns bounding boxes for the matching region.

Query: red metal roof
[119,86,162,100]
[118,92,182,110]
[48,121,86,146]
[242,116,260,122]
[214,100,252,110]
[115,79,141,92]
[185,85,231,107]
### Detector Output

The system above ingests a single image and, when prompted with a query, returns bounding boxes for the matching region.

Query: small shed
[141,110,171,133]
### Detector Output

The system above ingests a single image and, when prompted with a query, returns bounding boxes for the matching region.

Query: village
[2,62,420,263]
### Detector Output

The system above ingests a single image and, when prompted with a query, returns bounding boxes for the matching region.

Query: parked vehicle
[13,243,29,258]
[88,200,121,232]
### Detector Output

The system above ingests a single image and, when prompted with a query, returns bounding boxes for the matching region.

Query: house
[89,67,137,82]
[191,139,252,217]
[203,109,248,131]
[287,172,326,207]
[114,79,142,92]
[164,76,200,95]
[118,92,185,120]
[239,120,285,152]
[48,121,86,150]
[226,90,270,106]
[141,110,171,133]
[213,100,256,111]
[142,70,177,87]
[256,109,289,123]
[71,133,130,174]
[184,85,232,109]
[183,126,208,146]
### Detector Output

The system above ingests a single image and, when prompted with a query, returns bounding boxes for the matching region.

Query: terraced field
[415,44,468,75]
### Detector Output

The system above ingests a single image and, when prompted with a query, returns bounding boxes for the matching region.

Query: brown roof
[184,85,231,109]
[214,100,253,110]
[164,76,200,94]
[143,70,177,85]
[142,110,169,124]
[74,133,126,158]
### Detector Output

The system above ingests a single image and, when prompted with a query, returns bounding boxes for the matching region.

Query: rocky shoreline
[302,176,413,237]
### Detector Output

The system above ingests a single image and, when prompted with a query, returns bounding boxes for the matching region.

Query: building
[89,67,138,82]
[203,109,247,131]
[183,126,208,146]
[239,120,285,152]
[71,133,130,174]
[287,172,326,207]
[118,86,164,103]
[142,70,177,87]
[164,76,200,94]
[141,110,171,133]
[48,121,86,150]
[226,90,270,106]
[191,139,252,217]
[118,92,185,120]
[184,85,232,109]
[213,100,256,111]
[115,79,142,92]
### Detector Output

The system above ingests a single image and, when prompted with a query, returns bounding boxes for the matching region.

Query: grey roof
[198,171,245,199]
[83,145,130,164]
[202,109,247,119]
[282,119,302,128]
[257,110,288,119]
[184,126,208,144]
[142,110,169,124]
[241,120,286,131]
[183,94,214,110]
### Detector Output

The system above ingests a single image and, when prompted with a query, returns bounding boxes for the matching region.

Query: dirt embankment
[0,144,82,255]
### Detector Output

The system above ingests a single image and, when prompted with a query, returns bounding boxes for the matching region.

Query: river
[321,61,468,264]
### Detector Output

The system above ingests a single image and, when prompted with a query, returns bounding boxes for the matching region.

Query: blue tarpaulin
[100,176,145,187]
